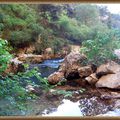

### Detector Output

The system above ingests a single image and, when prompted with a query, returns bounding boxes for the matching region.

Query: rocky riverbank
[48,51,120,89]
[46,51,120,113]
[2,51,120,116]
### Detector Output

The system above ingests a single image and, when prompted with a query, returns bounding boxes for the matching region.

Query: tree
[74,4,100,26]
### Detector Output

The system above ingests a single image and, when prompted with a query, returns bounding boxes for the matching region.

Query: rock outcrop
[82,61,120,89]
[45,51,120,89]
[16,45,35,56]
[61,52,87,79]
[48,52,88,84]
[18,54,43,63]
[4,57,25,74]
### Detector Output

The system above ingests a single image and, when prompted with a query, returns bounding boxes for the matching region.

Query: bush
[0,66,50,115]
[80,29,119,65]
[0,38,12,73]
[0,38,50,114]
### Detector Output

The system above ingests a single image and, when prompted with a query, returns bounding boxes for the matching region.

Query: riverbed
[0,58,120,116]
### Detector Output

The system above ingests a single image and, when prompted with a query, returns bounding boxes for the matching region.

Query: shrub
[0,4,44,47]
[80,29,119,65]
[0,38,12,73]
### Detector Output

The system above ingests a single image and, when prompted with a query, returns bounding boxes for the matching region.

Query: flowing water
[29,58,64,78]
[0,58,120,116]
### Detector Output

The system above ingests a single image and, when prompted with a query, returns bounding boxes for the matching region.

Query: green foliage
[35,28,53,54]
[57,14,91,43]
[51,37,70,54]
[0,67,49,99]
[52,88,86,98]
[0,66,50,115]
[0,38,12,73]
[0,40,49,113]
[52,90,73,98]
[80,28,120,65]
[78,88,86,93]
[57,14,80,38]
[75,4,100,26]
[0,4,44,47]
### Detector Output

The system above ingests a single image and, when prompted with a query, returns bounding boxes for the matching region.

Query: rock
[85,73,98,85]
[26,85,43,96]
[43,48,55,60]
[10,57,23,65]
[18,54,43,63]
[4,58,25,74]
[26,85,35,92]
[47,52,87,85]
[96,61,120,79]
[4,64,17,74]
[49,89,57,93]
[42,54,55,60]
[48,72,64,85]
[95,61,120,89]
[78,65,93,78]
[66,71,80,80]
[96,72,120,89]
[64,52,86,66]
[16,45,35,56]
[25,45,35,54]
[60,52,86,79]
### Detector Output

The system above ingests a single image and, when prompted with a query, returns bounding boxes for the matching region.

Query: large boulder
[48,52,87,84]
[96,72,120,89]
[48,72,64,85]
[95,61,120,89]
[96,61,120,79]
[60,52,87,79]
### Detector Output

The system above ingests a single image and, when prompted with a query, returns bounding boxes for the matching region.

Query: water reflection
[97,109,120,116]
[43,99,83,116]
